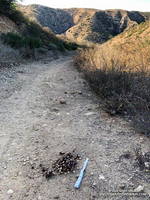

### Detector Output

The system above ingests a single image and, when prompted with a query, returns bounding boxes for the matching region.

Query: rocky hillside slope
[65,9,148,44]
[80,20,150,70]
[18,5,74,34]
[19,4,150,44]
[103,20,150,50]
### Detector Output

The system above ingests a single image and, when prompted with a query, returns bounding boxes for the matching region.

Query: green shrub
[23,21,44,38]
[63,42,78,50]
[1,33,24,48]
[23,37,42,49]
[1,32,42,49]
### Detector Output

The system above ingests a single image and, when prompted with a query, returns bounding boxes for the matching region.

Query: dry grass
[74,22,150,136]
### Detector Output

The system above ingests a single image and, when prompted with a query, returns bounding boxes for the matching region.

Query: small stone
[134,185,144,193]
[99,175,105,180]
[70,91,76,95]
[32,125,39,131]
[120,152,131,159]
[7,189,14,194]
[110,110,116,115]
[17,70,24,74]
[26,157,30,161]
[128,183,135,188]
[50,117,56,120]
[92,182,97,187]
[54,196,60,199]
[78,91,82,95]
[145,162,150,169]
[139,137,144,143]
[59,99,66,104]
[18,172,22,176]
[119,184,126,190]
[84,112,96,116]
[127,176,133,181]
[42,124,47,127]
[52,108,59,112]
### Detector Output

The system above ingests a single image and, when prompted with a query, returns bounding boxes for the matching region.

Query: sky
[21,0,150,12]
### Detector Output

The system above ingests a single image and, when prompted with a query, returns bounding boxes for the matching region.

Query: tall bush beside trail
[22,21,44,38]
[23,36,42,49]
[74,45,150,136]
[1,32,24,48]
[1,33,42,49]
[1,32,43,58]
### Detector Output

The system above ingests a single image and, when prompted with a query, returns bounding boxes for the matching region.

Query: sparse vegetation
[74,22,150,136]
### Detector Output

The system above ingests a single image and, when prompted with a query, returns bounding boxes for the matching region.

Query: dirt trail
[0,55,149,200]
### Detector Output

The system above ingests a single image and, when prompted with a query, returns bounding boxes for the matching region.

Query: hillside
[86,20,150,69]
[19,4,149,44]
[0,2,79,62]
[104,20,150,47]
[96,20,150,71]
[18,5,74,34]
[65,9,147,44]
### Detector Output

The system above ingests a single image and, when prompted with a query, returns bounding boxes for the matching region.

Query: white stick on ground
[74,158,89,189]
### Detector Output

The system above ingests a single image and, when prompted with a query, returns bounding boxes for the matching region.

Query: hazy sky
[21,0,150,11]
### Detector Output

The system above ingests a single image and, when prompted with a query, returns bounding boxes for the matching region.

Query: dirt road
[0,55,149,200]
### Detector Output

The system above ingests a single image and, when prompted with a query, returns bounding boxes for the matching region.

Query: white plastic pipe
[74,158,89,189]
